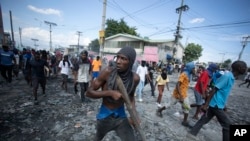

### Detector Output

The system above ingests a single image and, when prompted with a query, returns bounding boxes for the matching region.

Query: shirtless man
[86,46,140,141]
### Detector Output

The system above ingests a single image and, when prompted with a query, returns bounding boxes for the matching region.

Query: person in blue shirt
[188,60,247,141]
[0,45,16,84]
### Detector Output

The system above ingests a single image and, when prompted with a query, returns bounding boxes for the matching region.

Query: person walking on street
[58,55,73,92]
[0,45,16,86]
[136,60,151,102]
[146,63,155,97]
[190,63,218,120]
[22,49,33,86]
[29,52,49,104]
[12,49,20,79]
[86,46,140,141]
[187,61,247,141]
[92,56,102,80]
[155,69,169,107]
[238,69,250,88]
[72,56,79,94]
[74,51,92,103]
[156,62,195,128]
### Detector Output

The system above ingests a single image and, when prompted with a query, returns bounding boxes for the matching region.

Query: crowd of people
[0,45,249,141]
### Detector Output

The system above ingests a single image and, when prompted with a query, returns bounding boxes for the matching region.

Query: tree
[183,43,203,63]
[105,18,139,37]
[88,38,100,53]
[220,59,232,69]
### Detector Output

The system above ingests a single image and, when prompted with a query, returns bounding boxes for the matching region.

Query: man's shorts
[194,89,205,106]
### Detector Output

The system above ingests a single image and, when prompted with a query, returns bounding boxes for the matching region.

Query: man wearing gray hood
[86,46,140,141]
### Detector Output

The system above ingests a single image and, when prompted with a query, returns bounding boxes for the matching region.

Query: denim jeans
[79,82,89,102]
[0,65,13,83]
[136,80,145,100]
[190,106,231,141]
[95,116,136,141]
[149,80,155,96]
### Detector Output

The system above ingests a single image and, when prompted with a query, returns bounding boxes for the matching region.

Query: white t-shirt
[136,65,148,82]
[58,60,73,75]
[14,54,19,65]
[77,63,91,83]
[244,72,250,80]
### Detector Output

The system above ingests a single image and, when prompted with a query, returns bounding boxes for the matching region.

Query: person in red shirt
[191,63,218,119]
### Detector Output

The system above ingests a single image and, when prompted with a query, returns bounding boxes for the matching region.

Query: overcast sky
[1,0,250,65]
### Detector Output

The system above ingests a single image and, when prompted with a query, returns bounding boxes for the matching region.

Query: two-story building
[103,33,184,64]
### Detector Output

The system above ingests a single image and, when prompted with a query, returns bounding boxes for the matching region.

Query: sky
[1,0,250,65]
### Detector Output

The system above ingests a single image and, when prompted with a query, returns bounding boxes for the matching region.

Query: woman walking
[58,55,73,92]
[155,69,169,107]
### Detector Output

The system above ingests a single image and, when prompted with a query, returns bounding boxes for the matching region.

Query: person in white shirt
[74,51,92,102]
[13,49,20,79]
[135,60,151,102]
[58,55,73,92]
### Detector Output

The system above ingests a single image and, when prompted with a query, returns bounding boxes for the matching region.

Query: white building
[103,33,184,63]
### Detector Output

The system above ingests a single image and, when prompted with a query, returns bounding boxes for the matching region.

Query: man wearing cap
[191,63,218,119]
[86,46,140,141]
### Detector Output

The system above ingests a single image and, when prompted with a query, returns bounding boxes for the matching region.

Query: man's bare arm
[86,67,121,100]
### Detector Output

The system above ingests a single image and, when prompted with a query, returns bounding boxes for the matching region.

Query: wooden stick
[116,76,146,141]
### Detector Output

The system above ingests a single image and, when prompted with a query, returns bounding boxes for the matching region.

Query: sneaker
[138,99,143,102]
[156,102,162,108]
[181,121,193,128]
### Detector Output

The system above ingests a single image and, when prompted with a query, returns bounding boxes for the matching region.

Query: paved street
[0,71,249,141]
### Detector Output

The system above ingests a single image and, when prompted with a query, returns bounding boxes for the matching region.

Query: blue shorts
[194,89,205,106]
[92,71,99,78]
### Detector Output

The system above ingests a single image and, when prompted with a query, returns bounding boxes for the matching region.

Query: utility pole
[76,31,82,55]
[99,0,107,58]
[238,35,250,60]
[31,38,39,50]
[0,4,4,47]
[219,52,226,68]
[172,0,189,62]
[44,21,57,52]
[9,11,15,49]
[19,27,22,48]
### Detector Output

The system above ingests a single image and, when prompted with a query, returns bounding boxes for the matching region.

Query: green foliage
[183,43,203,63]
[88,38,100,53]
[105,18,138,37]
[220,59,232,69]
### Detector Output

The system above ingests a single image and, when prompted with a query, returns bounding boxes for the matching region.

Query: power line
[183,20,250,30]
[147,20,250,37]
